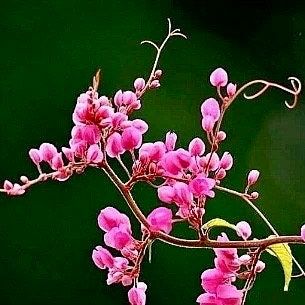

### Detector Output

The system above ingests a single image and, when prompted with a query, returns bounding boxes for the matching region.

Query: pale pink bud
[139,142,166,162]
[20,176,29,184]
[227,83,237,97]
[301,225,305,242]
[98,95,110,106]
[219,152,233,170]
[173,182,193,207]
[121,127,142,151]
[201,268,227,293]
[201,153,220,172]
[165,131,177,151]
[111,112,128,129]
[92,246,114,269]
[51,153,64,170]
[128,284,146,305]
[106,132,125,158]
[189,138,205,156]
[134,78,146,91]
[6,183,25,196]
[196,293,218,305]
[3,180,13,190]
[122,91,137,106]
[154,69,162,78]
[39,143,57,162]
[250,191,259,199]
[255,260,265,273]
[201,117,215,133]
[215,168,227,180]
[87,144,103,163]
[150,80,160,89]
[247,170,260,186]
[104,227,132,250]
[216,131,227,142]
[236,221,252,240]
[210,68,228,87]
[122,275,133,286]
[98,207,131,232]
[157,186,174,203]
[239,254,251,265]
[29,149,41,165]
[201,98,221,121]
[147,207,173,234]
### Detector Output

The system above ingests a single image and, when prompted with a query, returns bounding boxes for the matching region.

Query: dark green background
[0,1,304,304]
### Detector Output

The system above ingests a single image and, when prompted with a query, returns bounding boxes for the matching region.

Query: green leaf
[267,243,292,291]
[202,218,236,231]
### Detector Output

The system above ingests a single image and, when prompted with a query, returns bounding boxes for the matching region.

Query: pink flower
[128,283,147,305]
[106,132,125,158]
[165,132,177,151]
[189,175,216,198]
[161,149,191,175]
[201,268,227,293]
[28,149,41,165]
[200,153,220,172]
[121,127,143,150]
[39,143,58,162]
[4,182,25,196]
[216,284,243,305]
[247,170,260,186]
[98,207,131,232]
[130,119,148,134]
[86,144,103,163]
[139,142,166,162]
[173,182,193,207]
[301,225,305,242]
[189,138,205,156]
[210,68,228,87]
[197,293,220,305]
[51,153,64,170]
[236,221,252,240]
[147,207,173,234]
[219,152,233,170]
[104,227,132,250]
[92,246,115,269]
[157,185,175,203]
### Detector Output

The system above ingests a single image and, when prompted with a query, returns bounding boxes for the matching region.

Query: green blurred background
[0,0,304,304]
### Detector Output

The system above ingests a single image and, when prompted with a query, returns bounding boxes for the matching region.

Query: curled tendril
[240,77,301,109]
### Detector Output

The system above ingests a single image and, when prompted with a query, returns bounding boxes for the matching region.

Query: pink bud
[201,116,215,133]
[6,183,25,196]
[173,182,193,207]
[113,90,123,107]
[216,131,227,142]
[51,153,64,170]
[39,143,58,162]
[62,147,74,161]
[20,176,29,184]
[157,186,174,203]
[106,132,125,158]
[227,83,237,97]
[122,91,137,106]
[87,144,103,163]
[215,168,226,180]
[236,221,252,240]
[301,225,305,242]
[29,149,41,165]
[200,153,220,172]
[139,142,166,162]
[121,127,142,150]
[154,69,162,78]
[196,293,218,305]
[189,138,205,156]
[210,68,228,87]
[92,246,114,269]
[165,131,177,151]
[147,207,173,234]
[239,254,251,265]
[216,284,243,305]
[247,170,260,186]
[250,191,259,199]
[134,78,146,91]
[150,80,160,89]
[201,98,221,121]
[219,152,233,170]
[128,284,146,305]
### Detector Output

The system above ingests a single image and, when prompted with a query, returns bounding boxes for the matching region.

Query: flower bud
[227,83,237,97]
[150,80,160,89]
[210,68,228,87]
[216,131,227,142]
[134,78,146,91]
[301,224,305,242]
[247,170,260,186]
[189,138,205,156]
[219,152,233,170]
[154,69,162,78]
[29,149,41,165]
[236,221,252,240]
[250,191,259,199]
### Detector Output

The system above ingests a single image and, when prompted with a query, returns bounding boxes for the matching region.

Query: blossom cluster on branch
[1,19,305,305]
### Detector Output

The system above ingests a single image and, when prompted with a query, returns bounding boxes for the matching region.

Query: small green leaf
[202,218,236,231]
[267,243,292,291]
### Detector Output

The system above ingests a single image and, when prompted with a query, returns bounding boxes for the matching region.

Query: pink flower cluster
[92,206,172,305]
[198,228,265,305]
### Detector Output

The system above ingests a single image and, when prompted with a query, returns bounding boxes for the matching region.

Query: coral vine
[1,19,304,305]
